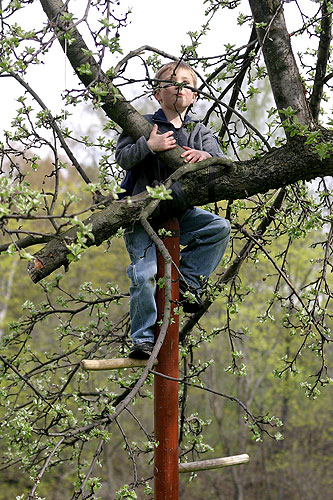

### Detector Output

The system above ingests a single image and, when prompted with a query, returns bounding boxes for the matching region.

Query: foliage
[0,0,332,499]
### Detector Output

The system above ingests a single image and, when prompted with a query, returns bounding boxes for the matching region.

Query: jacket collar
[152,108,191,125]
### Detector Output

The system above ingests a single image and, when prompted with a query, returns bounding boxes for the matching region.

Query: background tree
[0,1,332,499]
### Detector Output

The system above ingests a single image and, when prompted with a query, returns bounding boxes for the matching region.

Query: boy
[116,61,231,359]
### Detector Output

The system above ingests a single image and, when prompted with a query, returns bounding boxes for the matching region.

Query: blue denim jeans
[124,207,231,345]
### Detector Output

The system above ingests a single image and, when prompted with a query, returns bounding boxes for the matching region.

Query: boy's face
[154,68,197,113]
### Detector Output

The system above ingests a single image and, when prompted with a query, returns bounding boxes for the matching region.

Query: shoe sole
[128,346,153,360]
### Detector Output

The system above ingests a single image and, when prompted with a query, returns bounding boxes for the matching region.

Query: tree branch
[309,1,332,120]
[179,187,286,341]
[38,0,186,171]
[249,0,314,126]
[27,137,333,282]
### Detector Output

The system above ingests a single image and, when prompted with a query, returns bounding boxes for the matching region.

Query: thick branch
[38,0,185,171]
[27,138,333,282]
[249,0,314,126]
[309,1,332,121]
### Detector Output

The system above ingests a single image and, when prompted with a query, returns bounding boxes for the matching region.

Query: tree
[0,1,332,498]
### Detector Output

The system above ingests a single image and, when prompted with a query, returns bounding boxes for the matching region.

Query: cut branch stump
[178,454,249,473]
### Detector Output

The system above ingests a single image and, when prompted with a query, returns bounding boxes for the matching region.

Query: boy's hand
[147,124,177,152]
[181,146,212,163]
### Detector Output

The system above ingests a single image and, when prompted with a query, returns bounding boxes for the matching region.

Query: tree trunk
[248,0,314,127]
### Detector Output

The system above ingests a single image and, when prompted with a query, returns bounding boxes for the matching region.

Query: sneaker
[128,342,154,359]
[179,279,203,314]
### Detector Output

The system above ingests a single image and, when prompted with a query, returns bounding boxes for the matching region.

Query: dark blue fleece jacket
[115,108,224,198]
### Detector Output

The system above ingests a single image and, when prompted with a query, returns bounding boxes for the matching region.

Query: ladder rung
[178,454,249,473]
[81,358,158,371]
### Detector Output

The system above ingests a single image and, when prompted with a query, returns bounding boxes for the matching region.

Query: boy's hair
[154,61,197,89]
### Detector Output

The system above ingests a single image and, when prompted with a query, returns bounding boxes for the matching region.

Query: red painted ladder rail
[81,218,249,498]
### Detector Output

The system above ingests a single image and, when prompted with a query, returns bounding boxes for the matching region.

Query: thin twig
[28,436,65,499]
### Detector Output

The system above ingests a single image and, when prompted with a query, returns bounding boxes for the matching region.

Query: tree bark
[248,0,314,126]
[309,1,332,120]
[27,138,333,282]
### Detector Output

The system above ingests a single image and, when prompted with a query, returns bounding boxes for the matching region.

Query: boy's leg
[179,207,231,291]
[124,223,157,349]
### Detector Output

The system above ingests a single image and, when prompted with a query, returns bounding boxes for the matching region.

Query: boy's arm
[115,133,153,171]
[181,126,224,164]
[201,126,224,157]
[116,125,176,170]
